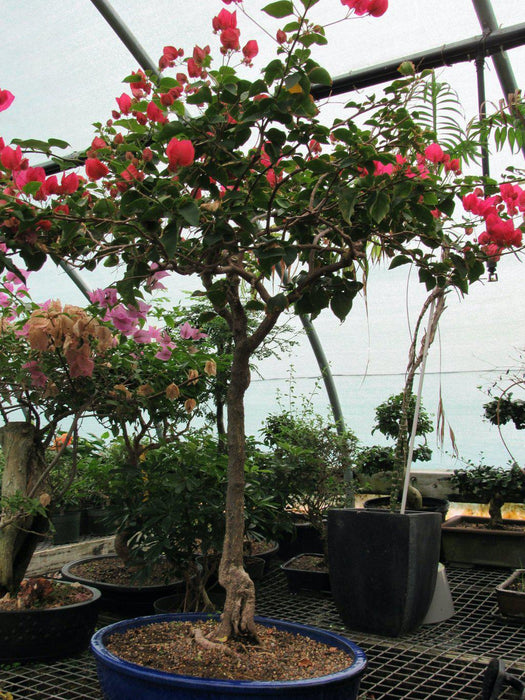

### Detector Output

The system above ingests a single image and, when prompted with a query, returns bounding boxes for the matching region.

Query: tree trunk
[0,422,49,595]
[215,340,258,640]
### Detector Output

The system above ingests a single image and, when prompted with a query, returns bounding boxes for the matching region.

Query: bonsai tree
[0,277,215,597]
[450,462,525,528]
[355,391,433,485]
[0,0,522,641]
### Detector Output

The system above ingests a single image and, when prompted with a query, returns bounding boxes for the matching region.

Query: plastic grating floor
[0,564,524,699]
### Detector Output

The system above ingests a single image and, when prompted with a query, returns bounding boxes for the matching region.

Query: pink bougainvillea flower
[166,138,195,169]
[276,29,287,44]
[242,40,258,63]
[179,321,207,341]
[91,137,107,151]
[22,361,48,388]
[89,287,118,308]
[424,142,446,164]
[0,145,23,171]
[368,0,388,16]
[0,90,15,112]
[60,172,81,194]
[116,93,132,115]
[373,160,394,176]
[13,167,46,192]
[146,101,168,124]
[220,28,241,51]
[121,163,145,183]
[213,9,237,31]
[85,158,109,181]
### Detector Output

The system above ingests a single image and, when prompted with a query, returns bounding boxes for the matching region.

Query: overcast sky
[2,0,524,381]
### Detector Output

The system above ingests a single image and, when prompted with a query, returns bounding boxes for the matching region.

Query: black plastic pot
[281,553,330,593]
[363,496,449,522]
[62,555,191,615]
[277,521,324,560]
[0,581,101,662]
[85,507,116,536]
[51,509,82,544]
[328,508,441,637]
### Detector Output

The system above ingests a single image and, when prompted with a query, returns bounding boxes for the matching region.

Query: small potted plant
[261,403,357,592]
[496,569,525,619]
[357,392,449,519]
[443,461,525,568]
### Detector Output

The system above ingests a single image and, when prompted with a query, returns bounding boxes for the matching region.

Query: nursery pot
[51,508,82,544]
[328,508,441,637]
[91,613,367,700]
[0,582,101,662]
[86,507,115,536]
[277,521,325,560]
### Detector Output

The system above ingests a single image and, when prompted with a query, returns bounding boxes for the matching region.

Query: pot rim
[91,612,367,690]
[62,554,192,592]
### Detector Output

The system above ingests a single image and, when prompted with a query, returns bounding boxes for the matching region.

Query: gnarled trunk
[215,342,257,640]
[0,422,49,595]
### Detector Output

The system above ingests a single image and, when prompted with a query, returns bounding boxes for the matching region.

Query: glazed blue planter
[91,613,367,699]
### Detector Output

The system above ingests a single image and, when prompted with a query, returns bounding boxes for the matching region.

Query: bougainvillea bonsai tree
[0,273,215,597]
[0,0,523,639]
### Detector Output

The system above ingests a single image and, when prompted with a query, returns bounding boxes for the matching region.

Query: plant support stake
[400,298,437,515]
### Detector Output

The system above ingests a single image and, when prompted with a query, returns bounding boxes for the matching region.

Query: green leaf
[370,192,390,224]
[330,289,354,321]
[262,1,294,18]
[264,59,284,85]
[299,33,328,48]
[245,299,266,312]
[178,201,200,227]
[48,138,71,149]
[22,181,44,196]
[186,86,212,104]
[338,188,358,224]
[160,222,180,257]
[389,255,411,270]
[308,66,331,86]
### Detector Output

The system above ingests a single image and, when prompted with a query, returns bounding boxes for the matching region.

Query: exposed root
[192,628,240,660]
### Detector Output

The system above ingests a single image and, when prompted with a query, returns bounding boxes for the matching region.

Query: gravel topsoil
[69,557,182,586]
[105,619,354,681]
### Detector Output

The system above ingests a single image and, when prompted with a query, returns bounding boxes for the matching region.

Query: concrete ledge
[27,536,115,576]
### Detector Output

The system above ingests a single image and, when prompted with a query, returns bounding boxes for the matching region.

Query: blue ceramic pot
[91,613,366,699]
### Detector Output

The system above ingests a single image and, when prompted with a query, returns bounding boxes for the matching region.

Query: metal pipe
[298,315,346,434]
[475,56,490,179]
[311,22,525,99]
[471,0,520,100]
[89,0,159,76]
